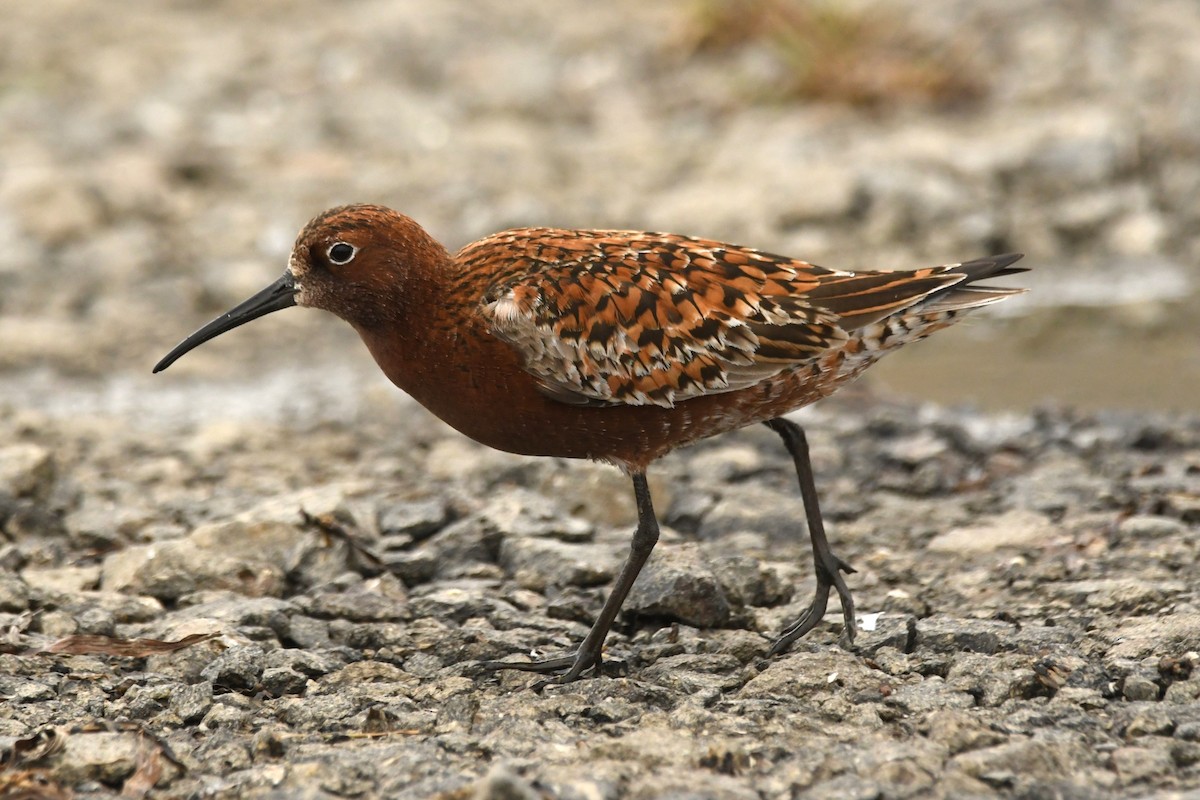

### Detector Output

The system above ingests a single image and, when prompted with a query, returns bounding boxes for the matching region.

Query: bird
[154,204,1026,686]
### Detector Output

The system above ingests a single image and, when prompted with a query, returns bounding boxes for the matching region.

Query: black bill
[153,272,298,373]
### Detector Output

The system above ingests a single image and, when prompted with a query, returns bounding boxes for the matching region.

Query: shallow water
[875,284,1200,413]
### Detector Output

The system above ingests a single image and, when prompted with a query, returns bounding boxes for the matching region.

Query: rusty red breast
[155,203,1026,686]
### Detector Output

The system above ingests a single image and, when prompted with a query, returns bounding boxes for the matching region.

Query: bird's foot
[481,648,623,690]
[769,553,857,656]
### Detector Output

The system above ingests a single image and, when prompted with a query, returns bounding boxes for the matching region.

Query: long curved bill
[153,272,298,373]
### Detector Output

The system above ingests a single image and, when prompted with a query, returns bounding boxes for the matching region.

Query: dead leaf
[0,769,72,800]
[27,632,218,658]
[301,508,386,570]
[120,737,162,799]
[4,727,65,766]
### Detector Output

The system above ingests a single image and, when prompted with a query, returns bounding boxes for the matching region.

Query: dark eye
[327,242,356,265]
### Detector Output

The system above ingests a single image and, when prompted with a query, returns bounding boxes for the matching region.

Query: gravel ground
[2,1,1200,798]
[1,398,1199,798]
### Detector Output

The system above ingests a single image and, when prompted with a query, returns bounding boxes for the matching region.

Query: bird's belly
[402,357,856,471]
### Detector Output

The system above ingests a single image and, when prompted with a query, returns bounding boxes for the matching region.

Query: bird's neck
[348,252,502,410]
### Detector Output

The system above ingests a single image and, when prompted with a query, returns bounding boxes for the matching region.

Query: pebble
[170,681,215,724]
[1118,515,1188,540]
[927,509,1056,553]
[378,495,452,540]
[697,484,808,544]
[50,732,148,786]
[99,519,313,600]
[624,543,731,628]
[200,645,267,692]
[0,444,55,500]
[1112,746,1175,785]
[498,536,617,592]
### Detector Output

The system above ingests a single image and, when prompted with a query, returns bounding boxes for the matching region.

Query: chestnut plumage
[156,203,1026,686]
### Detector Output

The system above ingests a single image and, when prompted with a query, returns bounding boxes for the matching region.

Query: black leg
[483,471,660,687]
[764,417,857,653]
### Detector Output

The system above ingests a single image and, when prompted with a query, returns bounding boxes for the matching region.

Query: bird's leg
[483,471,660,687]
[763,417,857,654]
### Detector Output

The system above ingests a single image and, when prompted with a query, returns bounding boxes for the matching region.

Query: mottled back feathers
[465,229,1024,408]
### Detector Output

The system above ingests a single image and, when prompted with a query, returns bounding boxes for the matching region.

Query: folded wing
[472,229,1022,408]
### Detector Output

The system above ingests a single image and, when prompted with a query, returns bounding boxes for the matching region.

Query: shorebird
[155,204,1025,685]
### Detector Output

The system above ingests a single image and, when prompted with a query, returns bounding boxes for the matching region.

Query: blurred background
[1,0,1197,427]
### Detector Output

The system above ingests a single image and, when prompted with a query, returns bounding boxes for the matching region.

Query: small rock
[498,536,617,592]
[951,738,1089,786]
[0,541,24,572]
[1054,578,1175,612]
[697,485,807,544]
[537,461,664,528]
[100,519,315,600]
[302,574,408,622]
[1163,680,1200,704]
[378,496,451,540]
[200,645,267,692]
[481,487,593,542]
[239,483,366,528]
[664,489,716,532]
[740,650,879,700]
[21,564,101,594]
[51,732,143,786]
[1117,515,1187,540]
[122,683,169,719]
[920,709,1007,755]
[424,437,529,485]
[1124,708,1174,738]
[408,580,507,624]
[414,516,503,579]
[1107,614,1200,661]
[1164,492,1200,524]
[887,676,976,714]
[283,614,333,649]
[1009,456,1111,516]
[686,444,768,482]
[462,765,543,800]
[262,666,308,696]
[71,606,115,636]
[916,616,1013,655]
[927,509,1056,553]
[64,500,142,551]
[0,444,55,500]
[882,431,949,466]
[1124,676,1161,702]
[37,609,79,638]
[0,574,30,612]
[13,680,56,702]
[201,701,251,731]
[264,648,344,679]
[639,653,744,694]
[708,554,790,607]
[1111,745,1174,785]
[170,681,214,724]
[625,544,731,628]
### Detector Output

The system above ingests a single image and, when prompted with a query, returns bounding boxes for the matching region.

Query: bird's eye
[327,242,357,265]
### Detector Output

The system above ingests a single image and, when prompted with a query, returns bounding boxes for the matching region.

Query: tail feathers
[920,253,1027,314]
[832,253,1027,380]
[819,253,1026,330]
